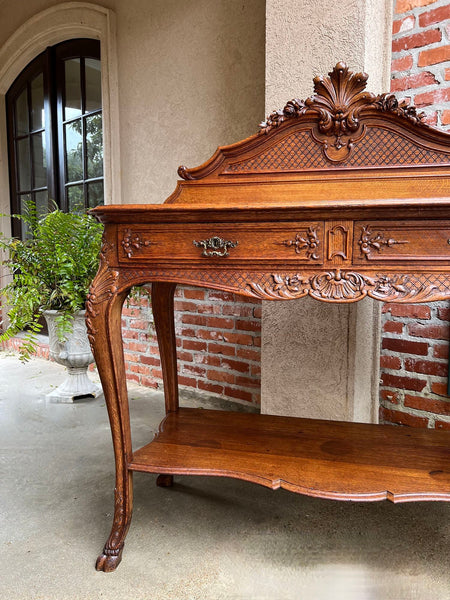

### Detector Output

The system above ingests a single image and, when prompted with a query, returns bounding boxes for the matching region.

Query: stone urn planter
[44,310,103,403]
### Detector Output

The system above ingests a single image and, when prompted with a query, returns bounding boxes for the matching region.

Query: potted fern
[0,204,104,402]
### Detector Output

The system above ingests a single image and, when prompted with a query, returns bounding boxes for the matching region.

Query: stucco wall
[112,0,265,204]
[0,0,265,206]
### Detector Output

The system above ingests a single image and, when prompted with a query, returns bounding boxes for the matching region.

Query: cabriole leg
[152,282,178,487]
[87,265,133,572]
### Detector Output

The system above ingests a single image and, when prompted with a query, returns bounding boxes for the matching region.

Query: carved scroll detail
[249,270,437,303]
[281,227,320,259]
[177,165,195,180]
[359,226,409,259]
[121,228,151,259]
[86,240,119,346]
[259,98,308,135]
[310,270,369,300]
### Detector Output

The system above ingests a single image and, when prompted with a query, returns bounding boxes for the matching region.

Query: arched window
[6,39,103,237]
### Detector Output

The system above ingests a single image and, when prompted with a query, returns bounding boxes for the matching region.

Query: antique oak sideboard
[88,63,450,571]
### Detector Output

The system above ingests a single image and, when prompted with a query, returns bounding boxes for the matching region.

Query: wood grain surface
[130,408,450,503]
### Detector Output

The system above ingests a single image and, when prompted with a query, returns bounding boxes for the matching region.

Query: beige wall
[0,0,265,208]
[112,0,265,204]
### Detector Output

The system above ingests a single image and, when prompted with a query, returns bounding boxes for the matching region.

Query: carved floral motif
[372,93,425,126]
[359,225,409,258]
[121,229,151,259]
[281,227,320,259]
[249,269,437,303]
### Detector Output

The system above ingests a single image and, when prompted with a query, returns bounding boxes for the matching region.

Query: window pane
[32,132,47,188]
[34,190,49,216]
[31,73,45,131]
[19,194,32,238]
[85,58,102,113]
[67,184,85,212]
[86,114,103,178]
[17,138,31,191]
[65,120,83,182]
[15,88,29,136]
[64,58,81,120]
[87,180,103,208]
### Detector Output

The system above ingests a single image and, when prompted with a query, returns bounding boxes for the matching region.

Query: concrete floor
[1,353,450,600]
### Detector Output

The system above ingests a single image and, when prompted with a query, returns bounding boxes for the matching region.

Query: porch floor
[1,352,450,600]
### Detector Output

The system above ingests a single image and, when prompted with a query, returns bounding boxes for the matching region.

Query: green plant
[0,203,103,360]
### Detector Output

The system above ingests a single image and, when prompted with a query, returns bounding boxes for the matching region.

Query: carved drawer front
[117,223,324,263]
[353,221,450,263]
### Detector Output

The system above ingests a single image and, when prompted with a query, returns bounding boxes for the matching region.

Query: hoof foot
[156,474,174,487]
[96,547,123,572]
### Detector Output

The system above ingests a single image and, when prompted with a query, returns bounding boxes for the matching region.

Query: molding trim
[0,2,121,206]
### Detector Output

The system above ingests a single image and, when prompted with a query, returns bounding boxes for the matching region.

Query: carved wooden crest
[174,61,447,185]
[259,62,426,162]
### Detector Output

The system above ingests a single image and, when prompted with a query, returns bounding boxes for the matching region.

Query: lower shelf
[129,407,450,503]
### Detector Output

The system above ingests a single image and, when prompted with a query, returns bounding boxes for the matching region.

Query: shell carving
[307,62,372,141]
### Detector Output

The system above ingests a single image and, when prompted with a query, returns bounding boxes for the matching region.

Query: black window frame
[6,38,102,238]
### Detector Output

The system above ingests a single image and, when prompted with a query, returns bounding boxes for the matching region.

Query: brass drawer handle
[193,236,238,257]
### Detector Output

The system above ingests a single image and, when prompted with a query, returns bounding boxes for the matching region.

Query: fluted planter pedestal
[44,310,103,403]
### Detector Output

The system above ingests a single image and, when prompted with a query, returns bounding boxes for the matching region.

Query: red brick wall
[391,0,450,129]
[122,286,261,406]
[380,0,450,427]
[380,302,450,427]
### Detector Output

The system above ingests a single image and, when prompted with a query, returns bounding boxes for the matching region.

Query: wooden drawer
[117,223,325,264]
[353,221,450,263]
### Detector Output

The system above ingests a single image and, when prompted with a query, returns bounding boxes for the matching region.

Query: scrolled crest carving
[260,62,427,162]
[85,238,119,346]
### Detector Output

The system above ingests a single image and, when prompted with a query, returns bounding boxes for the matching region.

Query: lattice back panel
[223,128,450,174]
